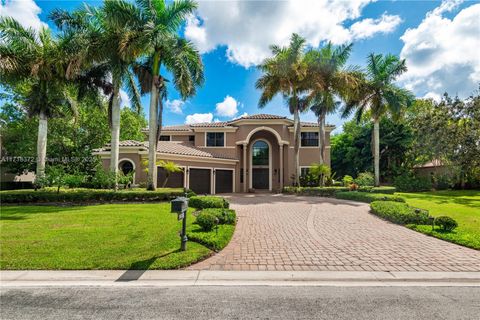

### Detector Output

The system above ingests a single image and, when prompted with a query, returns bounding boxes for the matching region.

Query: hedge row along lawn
[0,187,185,203]
[0,203,234,270]
[398,190,480,250]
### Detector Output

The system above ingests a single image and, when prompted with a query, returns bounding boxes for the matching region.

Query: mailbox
[171,197,188,213]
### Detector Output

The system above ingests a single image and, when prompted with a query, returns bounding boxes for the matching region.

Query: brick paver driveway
[189,194,480,271]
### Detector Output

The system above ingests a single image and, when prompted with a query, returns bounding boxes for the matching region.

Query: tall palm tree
[51,1,144,189]
[256,33,309,186]
[304,42,361,164]
[133,0,204,190]
[343,53,414,186]
[0,17,77,179]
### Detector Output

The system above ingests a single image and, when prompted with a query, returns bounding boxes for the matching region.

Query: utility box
[171,197,188,213]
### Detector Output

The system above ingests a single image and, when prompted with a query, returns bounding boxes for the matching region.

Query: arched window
[120,161,134,175]
[252,140,269,166]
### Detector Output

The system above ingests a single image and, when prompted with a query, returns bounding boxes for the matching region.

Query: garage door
[215,169,233,194]
[189,168,211,194]
[157,167,184,188]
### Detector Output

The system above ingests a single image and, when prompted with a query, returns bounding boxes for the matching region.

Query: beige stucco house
[94,114,334,194]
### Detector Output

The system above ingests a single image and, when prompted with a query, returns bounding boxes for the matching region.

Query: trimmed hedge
[370,201,430,225]
[200,208,236,225]
[357,186,396,194]
[188,196,229,209]
[0,188,184,204]
[283,186,349,197]
[336,192,405,203]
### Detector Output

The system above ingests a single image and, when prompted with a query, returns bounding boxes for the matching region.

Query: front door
[251,140,270,190]
[252,168,269,189]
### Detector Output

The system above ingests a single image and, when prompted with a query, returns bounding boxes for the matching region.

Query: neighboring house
[413,160,449,177]
[93,114,334,194]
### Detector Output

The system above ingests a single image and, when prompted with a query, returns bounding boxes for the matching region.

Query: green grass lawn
[0,203,234,270]
[397,190,480,249]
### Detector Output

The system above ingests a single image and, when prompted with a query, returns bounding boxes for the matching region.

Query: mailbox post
[171,196,189,251]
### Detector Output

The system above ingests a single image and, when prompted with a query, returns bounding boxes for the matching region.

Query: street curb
[1,271,480,287]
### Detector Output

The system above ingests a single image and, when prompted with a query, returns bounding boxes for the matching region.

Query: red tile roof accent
[156,142,237,160]
[233,114,287,120]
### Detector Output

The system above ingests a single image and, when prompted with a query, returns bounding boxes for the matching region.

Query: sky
[1,0,479,132]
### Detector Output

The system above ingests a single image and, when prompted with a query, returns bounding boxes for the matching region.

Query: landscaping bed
[0,201,235,270]
[336,191,405,203]
[0,187,185,204]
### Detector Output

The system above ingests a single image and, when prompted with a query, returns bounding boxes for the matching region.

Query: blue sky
[1,0,479,132]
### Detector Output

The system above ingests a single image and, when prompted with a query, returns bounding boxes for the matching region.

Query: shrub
[355,172,374,186]
[283,186,348,197]
[434,175,453,190]
[196,211,217,231]
[336,192,405,203]
[342,175,354,186]
[200,208,236,225]
[370,201,430,225]
[394,174,432,192]
[64,173,86,188]
[0,188,184,203]
[349,183,359,191]
[358,186,396,194]
[90,166,116,189]
[435,216,458,232]
[332,181,343,187]
[189,196,229,209]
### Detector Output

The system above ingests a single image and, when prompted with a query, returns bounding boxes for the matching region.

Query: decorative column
[279,143,284,190]
[243,142,247,192]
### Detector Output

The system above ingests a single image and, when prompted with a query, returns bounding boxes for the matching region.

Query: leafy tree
[256,33,310,186]
[343,53,414,186]
[304,42,360,164]
[156,160,182,187]
[51,0,145,188]
[132,0,204,190]
[309,163,331,187]
[120,108,148,141]
[0,17,78,178]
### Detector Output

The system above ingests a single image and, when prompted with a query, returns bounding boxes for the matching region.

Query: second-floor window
[206,132,224,147]
[301,132,319,147]
[159,135,170,141]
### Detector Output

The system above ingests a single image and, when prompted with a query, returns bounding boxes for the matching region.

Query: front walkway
[189,194,480,272]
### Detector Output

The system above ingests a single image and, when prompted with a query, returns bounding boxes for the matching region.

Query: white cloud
[0,0,48,30]
[185,0,402,67]
[215,95,239,117]
[165,99,185,114]
[185,113,213,124]
[350,13,402,39]
[119,89,130,108]
[240,112,248,118]
[399,1,480,98]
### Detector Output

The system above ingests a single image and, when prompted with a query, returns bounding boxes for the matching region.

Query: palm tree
[256,33,309,186]
[343,53,414,186]
[51,1,144,189]
[133,0,204,190]
[0,17,77,179]
[304,42,361,164]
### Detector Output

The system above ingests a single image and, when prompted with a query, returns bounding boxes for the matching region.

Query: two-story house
[93,114,334,194]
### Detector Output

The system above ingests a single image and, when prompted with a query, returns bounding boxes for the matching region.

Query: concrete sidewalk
[2,270,480,287]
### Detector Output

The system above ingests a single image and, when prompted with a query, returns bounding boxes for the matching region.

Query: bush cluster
[354,172,374,187]
[370,201,430,225]
[434,216,458,232]
[188,196,229,209]
[394,174,432,192]
[336,192,405,203]
[195,208,236,231]
[283,186,349,197]
[0,188,183,204]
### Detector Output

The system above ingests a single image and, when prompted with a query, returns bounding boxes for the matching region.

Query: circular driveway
[189,194,480,271]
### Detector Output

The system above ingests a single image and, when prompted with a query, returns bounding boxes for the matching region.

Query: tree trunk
[318,109,326,165]
[147,79,159,191]
[373,118,380,187]
[36,110,48,179]
[293,103,301,186]
[110,81,121,190]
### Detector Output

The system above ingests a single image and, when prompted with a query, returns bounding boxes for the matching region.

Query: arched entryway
[250,139,271,190]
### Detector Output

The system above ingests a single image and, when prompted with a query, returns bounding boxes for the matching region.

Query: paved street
[190,194,480,271]
[2,286,479,320]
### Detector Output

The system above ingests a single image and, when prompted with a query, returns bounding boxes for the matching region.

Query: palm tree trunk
[36,110,48,178]
[373,118,380,187]
[147,80,159,191]
[293,103,301,186]
[110,81,121,190]
[318,109,326,165]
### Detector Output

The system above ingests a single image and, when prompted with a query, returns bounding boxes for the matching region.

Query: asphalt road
[1,286,479,320]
